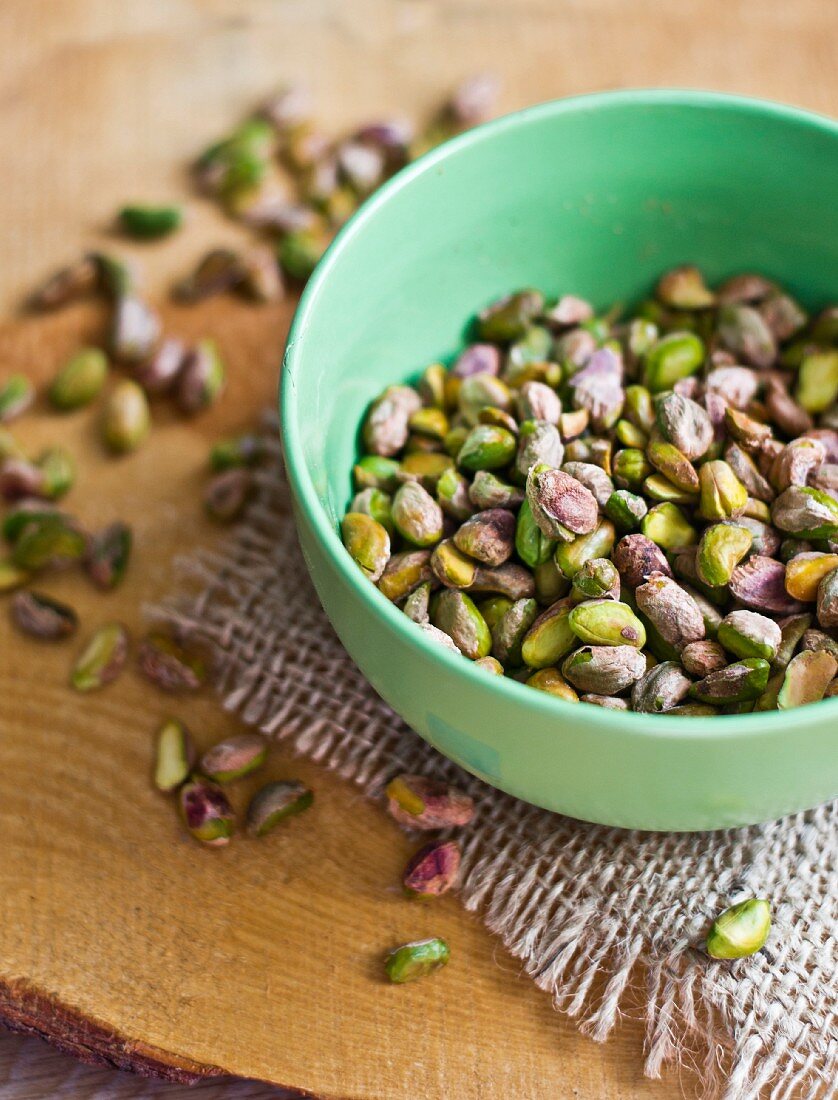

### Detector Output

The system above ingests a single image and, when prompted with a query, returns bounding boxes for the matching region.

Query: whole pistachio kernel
[70,622,129,692]
[612,533,672,588]
[246,780,313,836]
[696,522,753,588]
[176,339,226,415]
[817,568,838,628]
[717,610,782,661]
[646,440,700,493]
[631,661,692,713]
[10,590,78,640]
[771,486,838,539]
[403,839,461,897]
[515,499,557,569]
[777,650,838,710]
[453,508,515,565]
[681,640,728,677]
[178,776,235,846]
[391,481,443,547]
[636,573,705,649]
[784,552,838,602]
[773,614,813,672]
[515,419,564,479]
[526,667,580,701]
[137,632,207,692]
[118,204,183,239]
[698,461,748,521]
[101,380,150,454]
[474,654,504,674]
[555,518,617,579]
[571,558,620,602]
[435,467,474,522]
[729,556,807,616]
[109,295,161,364]
[351,487,394,534]
[353,454,401,492]
[656,265,715,310]
[562,645,647,695]
[468,469,524,510]
[457,424,516,472]
[569,599,646,648]
[200,733,268,783]
[624,384,656,433]
[432,589,491,659]
[0,375,34,422]
[378,549,432,602]
[341,513,390,581]
[642,331,705,392]
[430,539,477,589]
[716,304,777,368]
[385,937,450,984]
[706,898,771,960]
[458,373,512,425]
[526,465,599,542]
[641,502,697,551]
[613,447,652,489]
[385,774,474,830]
[418,362,446,408]
[796,350,838,414]
[153,718,196,792]
[520,597,576,669]
[49,347,109,410]
[477,288,545,342]
[605,489,648,532]
[689,658,770,705]
[491,597,538,666]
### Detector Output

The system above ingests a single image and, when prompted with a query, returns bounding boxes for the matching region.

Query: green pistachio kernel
[341,512,390,581]
[520,597,576,669]
[432,589,491,659]
[353,454,401,492]
[554,518,616,579]
[568,599,646,648]
[796,350,838,414]
[385,937,450,983]
[706,898,771,960]
[0,375,34,422]
[457,424,517,471]
[50,348,108,410]
[642,331,705,392]
[717,610,782,661]
[612,448,652,489]
[118,204,183,239]
[777,649,838,709]
[696,523,753,588]
[605,489,648,532]
[515,499,557,569]
[689,658,770,705]
[641,502,696,551]
[478,289,545,342]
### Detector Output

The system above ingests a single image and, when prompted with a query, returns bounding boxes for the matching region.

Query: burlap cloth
[4,427,834,1100]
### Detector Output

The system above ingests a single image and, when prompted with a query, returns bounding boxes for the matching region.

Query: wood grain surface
[0,2,835,1098]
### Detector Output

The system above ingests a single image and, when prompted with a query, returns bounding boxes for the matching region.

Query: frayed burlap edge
[150,426,837,1100]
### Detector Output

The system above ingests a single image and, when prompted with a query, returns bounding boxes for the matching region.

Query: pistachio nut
[635,572,705,649]
[579,694,630,710]
[771,486,838,539]
[817,568,838,628]
[776,649,838,709]
[641,502,697,551]
[646,440,700,494]
[27,254,99,310]
[515,419,564,478]
[796,350,838,414]
[612,533,672,588]
[717,610,782,661]
[200,733,268,783]
[784,552,838,602]
[624,384,656,434]
[452,343,501,380]
[698,461,748,521]
[554,518,616,578]
[772,613,813,672]
[70,622,129,691]
[109,295,161,364]
[378,549,432,601]
[681,640,728,678]
[435,467,474,522]
[568,599,645,648]
[559,408,590,441]
[402,580,432,624]
[177,340,226,415]
[85,521,132,590]
[351,487,394,534]
[341,512,391,581]
[478,288,544,342]
[526,667,580,701]
[173,248,245,301]
[457,424,517,471]
[245,780,313,836]
[392,481,444,547]
[134,337,188,396]
[642,331,705,392]
[385,773,474,829]
[178,776,235,846]
[403,839,461,897]
[729,556,807,616]
[477,596,514,631]
[204,469,255,523]
[568,346,625,431]
[353,454,401,492]
[605,489,648,532]
[0,558,29,592]
[430,539,477,589]
[706,898,771,959]
[723,406,772,450]
[491,597,538,666]
[467,469,524,510]
[696,522,753,587]
[526,465,598,541]
[656,265,715,310]
[153,718,195,793]
[453,507,515,565]
[801,627,838,661]
[562,645,647,695]
[515,499,557,569]
[518,380,561,424]
[734,516,780,559]
[418,621,462,652]
[631,661,692,713]
[12,515,87,571]
[432,589,491,659]
[0,375,34,423]
[615,418,648,449]
[118,203,182,239]
[612,447,652,489]
[571,558,620,602]
[520,597,576,669]
[716,304,776,368]
[724,443,774,502]
[475,654,504,674]
[10,590,78,640]
[533,559,570,605]
[385,937,450,984]
[137,631,207,692]
[409,406,449,440]
[561,461,614,509]
[689,658,770,704]
[458,373,512,426]
[101,380,150,454]
[399,452,453,490]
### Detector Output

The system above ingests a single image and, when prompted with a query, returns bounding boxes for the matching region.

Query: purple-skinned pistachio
[137,631,207,692]
[635,572,705,649]
[204,469,255,524]
[246,780,313,836]
[729,556,807,616]
[631,661,693,713]
[109,296,161,364]
[10,590,78,640]
[385,773,475,830]
[655,392,714,460]
[451,344,501,379]
[178,776,235,846]
[453,507,515,565]
[569,346,625,431]
[526,465,599,542]
[546,295,594,327]
[70,622,129,691]
[85,521,132,590]
[200,734,267,783]
[403,839,461,897]
[517,380,561,425]
[612,533,672,588]
[133,337,187,395]
[176,340,226,415]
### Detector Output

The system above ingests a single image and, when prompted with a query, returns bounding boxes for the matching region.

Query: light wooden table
[0,2,835,1098]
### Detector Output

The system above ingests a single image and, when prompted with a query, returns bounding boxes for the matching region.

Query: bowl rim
[280,87,838,740]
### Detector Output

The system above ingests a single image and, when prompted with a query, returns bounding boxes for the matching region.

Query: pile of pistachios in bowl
[341,267,838,715]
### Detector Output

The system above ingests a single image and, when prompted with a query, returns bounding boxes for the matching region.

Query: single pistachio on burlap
[385,937,450,984]
[430,539,477,589]
[491,597,538,666]
[474,654,504,674]
[178,776,235,846]
[562,644,647,695]
[555,518,616,578]
[457,424,516,472]
[681,640,729,677]
[353,455,401,492]
[70,622,129,692]
[716,304,777,368]
[526,667,580,701]
[200,733,267,783]
[604,489,648,532]
[801,628,838,661]
[391,481,443,547]
[402,581,432,624]
[690,658,770,704]
[137,632,207,692]
[0,375,34,423]
[176,340,226,415]
[153,718,195,792]
[453,507,515,566]
[204,469,255,523]
[796,350,838,414]
[568,599,645,648]
[520,597,576,669]
[85,521,132,590]
[515,499,557,569]
[12,515,87,571]
[109,295,161,364]
[724,406,773,451]
[432,589,491,659]
[816,568,838,628]
[246,780,313,836]
[561,461,614,509]
[772,614,813,672]
[772,486,838,539]
[517,380,561,425]
[341,512,391,582]
[635,572,705,649]
[514,419,565,481]
[101,380,150,454]
[385,774,474,829]
[724,443,774,502]
[378,549,432,602]
[729,555,806,616]
[698,460,748,521]
[571,558,620,602]
[706,898,771,960]
[467,469,524,510]
[0,458,52,509]
[612,447,652,489]
[458,373,512,426]
[717,610,782,661]
[656,264,715,310]
[351,487,394,534]
[0,559,29,592]
[612,533,672,588]
[403,839,461,897]
[646,440,700,494]
[10,590,78,640]
[696,522,753,587]
[525,465,598,542]
[27,254,99,310]
[784,552,838,602]
[118,204,182,239]
[641,502,696,551]
[776,649,838,709]
[452,343,501,379]
[477,288,545,342]
[631,661,692,713]
[642,331,705,392]
[580,693,630,710]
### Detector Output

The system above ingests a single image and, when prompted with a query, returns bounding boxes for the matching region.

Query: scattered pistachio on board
[384,937,451,984]
[178,775,235,846]
[246,780,313,836]
[153,718,195,793]
[70,622,129,692]
[137,631,207,692]
[118,204,183,240]
[200,733,267,783]
[341,268,838,713]
[9,590,78,640]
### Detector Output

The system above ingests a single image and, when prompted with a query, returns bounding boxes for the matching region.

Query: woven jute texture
[146,438,836,1100]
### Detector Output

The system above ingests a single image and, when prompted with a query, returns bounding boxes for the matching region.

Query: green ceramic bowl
[281,90,838,831]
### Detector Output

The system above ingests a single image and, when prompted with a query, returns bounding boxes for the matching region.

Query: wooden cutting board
[0,2,834,1097]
